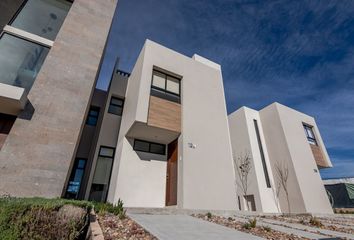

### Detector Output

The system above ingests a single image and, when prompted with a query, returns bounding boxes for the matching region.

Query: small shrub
[243,218,257,229]
[299,219,305,224]
[93,198,126,219]
[263,226,272,232]
[309,216,323,227]
[227,217,233,221]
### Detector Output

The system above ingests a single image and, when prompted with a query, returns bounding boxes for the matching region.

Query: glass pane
[111,97,123,106]
[100,147,114,157]
[152,71,165,89]
[166,76,180,94]
[308,128,315,139]
[0,34,49,92]
[92,156,113,185]
[134,140,150,152]
[108,105,123,115]
[150,143,165,155]
[11,0,71,40]
[90,109,99,117]
[77,159,86,169]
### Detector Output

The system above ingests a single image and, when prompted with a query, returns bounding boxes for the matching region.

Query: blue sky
[97,0,354,179]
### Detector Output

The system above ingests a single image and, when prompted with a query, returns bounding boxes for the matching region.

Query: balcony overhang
[0,83,27,115]
[126,122,180,145]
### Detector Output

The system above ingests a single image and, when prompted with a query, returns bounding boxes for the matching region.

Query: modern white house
[229,103,333,214]
[0,1,334,213]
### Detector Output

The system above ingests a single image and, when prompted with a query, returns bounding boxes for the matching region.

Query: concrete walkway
[129,214,264,240]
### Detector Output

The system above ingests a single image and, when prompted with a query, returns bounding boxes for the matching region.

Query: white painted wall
[108,40,237,210]
[260,103,333,214]
[228,107,280,213]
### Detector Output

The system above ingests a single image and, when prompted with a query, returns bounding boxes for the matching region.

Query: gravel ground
[193,214,308,240]
[264,215,354,234]
[98,213,157,240]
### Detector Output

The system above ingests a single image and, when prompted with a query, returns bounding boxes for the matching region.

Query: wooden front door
[166,139,178,206]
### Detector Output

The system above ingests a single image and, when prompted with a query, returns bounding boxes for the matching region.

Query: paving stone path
[129,213,264,240]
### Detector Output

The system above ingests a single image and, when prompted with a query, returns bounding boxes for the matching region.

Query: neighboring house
[0,0,118,197]
[0,1,333,214]
[324,177,354,208]
[228,105,333,214]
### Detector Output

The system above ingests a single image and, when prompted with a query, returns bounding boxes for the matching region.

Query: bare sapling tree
[233,151,252,211]
[275,161,291,215]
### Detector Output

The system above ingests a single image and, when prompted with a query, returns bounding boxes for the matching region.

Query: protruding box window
[10,0,72,40]
[133,139,166,155]
[0,33,49,92]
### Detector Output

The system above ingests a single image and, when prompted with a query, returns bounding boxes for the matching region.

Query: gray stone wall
[0,0,118,198]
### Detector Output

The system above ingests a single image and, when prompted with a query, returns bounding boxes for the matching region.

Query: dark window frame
[303,123,317,145]
[133,139,166,155]
[254,119,271,188]
[89,146,116,202]
[108,96,124,116]
[151,69,181,103]
[65,158,87,199]
[86,106,100,126]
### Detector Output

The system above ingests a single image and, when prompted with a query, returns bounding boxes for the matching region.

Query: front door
[166,139,178,206]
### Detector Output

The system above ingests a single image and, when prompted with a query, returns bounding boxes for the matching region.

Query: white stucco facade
[107,40,237,210]
[228,102,333,214]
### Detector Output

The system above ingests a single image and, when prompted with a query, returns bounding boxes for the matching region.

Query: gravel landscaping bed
[264,215,354,234]
[98,213,157,240]
[193,213,308,240]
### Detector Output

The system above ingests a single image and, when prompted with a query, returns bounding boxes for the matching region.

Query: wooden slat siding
[147,95,181,133]
[310,144,329,168]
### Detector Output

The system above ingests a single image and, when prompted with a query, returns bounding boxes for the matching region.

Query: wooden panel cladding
[310,144,329,168]
[147,95,181,133]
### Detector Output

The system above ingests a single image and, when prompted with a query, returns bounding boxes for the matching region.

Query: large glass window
[89,146,115,202]
[10,0,72,40]
[65,158,87,199]
[0,33,49,92]
[151,69,181,103]
[303,124,317,145]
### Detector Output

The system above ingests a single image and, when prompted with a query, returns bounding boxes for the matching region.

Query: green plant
[93,198,126,219]
[0,197,92,240]
[206,212,212,219]
[263,226,272,232]
[309,216,323,227]
[242,218,257,229]
[227,217,233,221]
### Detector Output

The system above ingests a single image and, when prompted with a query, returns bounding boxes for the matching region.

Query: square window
[86,106,99,126]
[108,97,124,116]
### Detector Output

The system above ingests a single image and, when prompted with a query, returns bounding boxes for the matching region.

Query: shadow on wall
[127,138,167,162]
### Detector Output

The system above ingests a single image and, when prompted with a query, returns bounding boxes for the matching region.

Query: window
[303,124,317,145]
[86,106,99,126]
[10,0,72,40]
[65,158,86,199]
[151,69,181,103]
[108,96,124,116]
[133,139,166,155]
[254,120,271,188]
[89,146,115,202]
[0,33,49,92]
